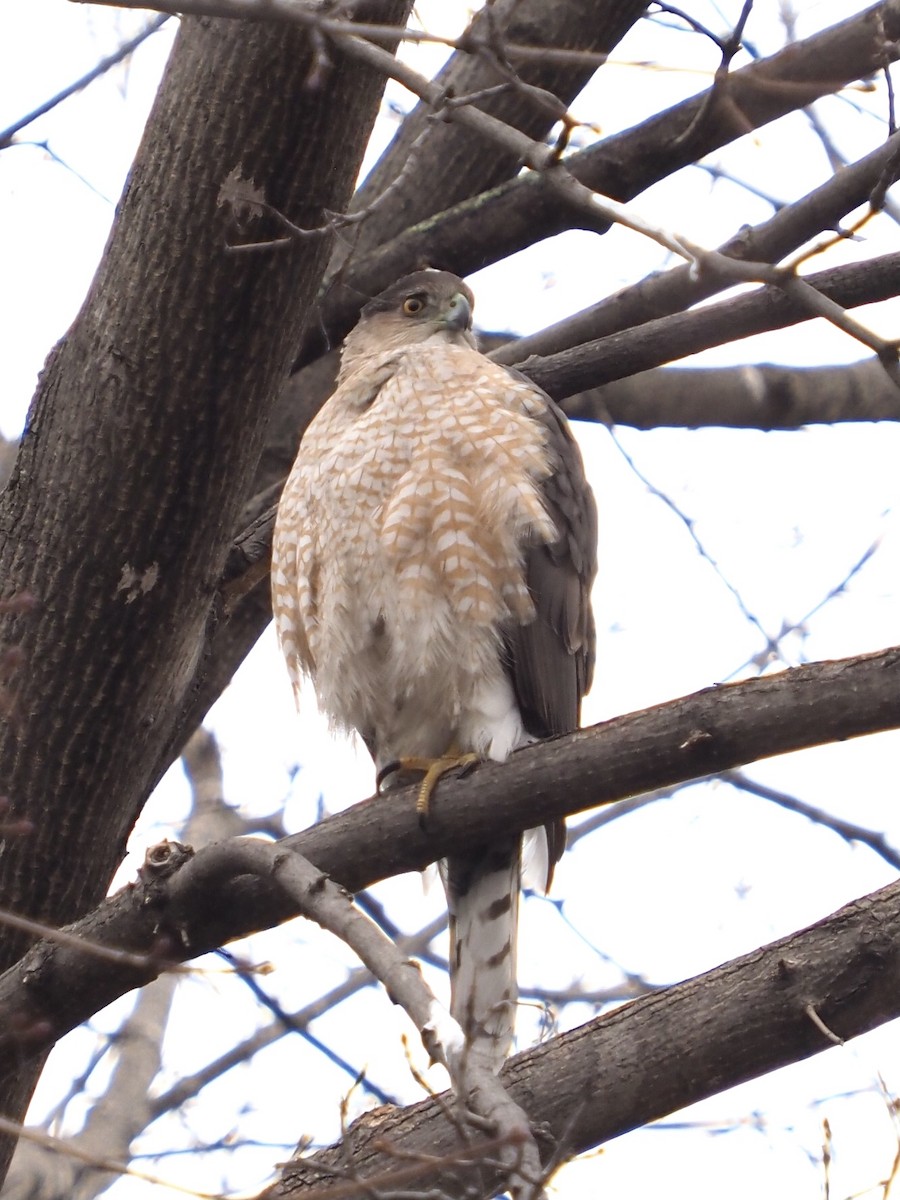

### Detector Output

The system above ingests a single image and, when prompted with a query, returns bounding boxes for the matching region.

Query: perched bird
[272,270,597,1069]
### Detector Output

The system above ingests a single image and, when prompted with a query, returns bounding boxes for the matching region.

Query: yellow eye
[402,295,426,316]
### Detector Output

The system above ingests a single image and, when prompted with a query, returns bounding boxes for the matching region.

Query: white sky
[3,2,900,1198]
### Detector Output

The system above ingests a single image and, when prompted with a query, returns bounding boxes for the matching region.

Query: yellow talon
[414,753,479,823]
[377,752,479,826]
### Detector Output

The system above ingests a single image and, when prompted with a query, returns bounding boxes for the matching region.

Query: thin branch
[295,1,900,365]
[521,250,900,401]
[609,429,781,656]
[207,841,459,1060]
[77,0,893,309]
[496,127,900,368]
[0,1116,217,1199]
[271,872,900,1197]
[73,1,615,67]
[722,532,885,681]
[149,914,448,1119]
[197,839,546,1197]
[0,15,170,150]
[0,906,174,973]
[723,769,900,870]
[670,0,756,151]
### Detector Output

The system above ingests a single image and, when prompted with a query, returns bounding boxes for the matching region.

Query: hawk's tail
[445,836,521,1072]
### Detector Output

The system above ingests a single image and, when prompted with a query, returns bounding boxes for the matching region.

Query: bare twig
[0,1115,217,1199]
[723,769,900,870]
[610,427,782,653]
[520,250,900,401]
[71,1,614,67]
[671,0,756,150]
[0,907,174,972]
[0,16,170,150]
[3,646,900,1086]
[149,913,448,1118]
[723,533,885,681]
[70,0,756,273]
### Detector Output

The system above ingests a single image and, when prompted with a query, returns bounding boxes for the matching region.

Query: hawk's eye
[402,295,426,316]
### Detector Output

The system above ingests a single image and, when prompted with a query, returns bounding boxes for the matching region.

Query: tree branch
[563,358,900,429]
[296,0,900,362]
[333,0,649,272]
[150,3,900,784]
[522,250,900,399]
[0,16,171,150]
[494,127,900,366]
[269,875,900,1196]
[0,645,898,1089]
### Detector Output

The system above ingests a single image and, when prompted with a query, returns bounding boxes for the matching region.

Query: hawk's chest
[286,347,555,654]
[299,349,550,537]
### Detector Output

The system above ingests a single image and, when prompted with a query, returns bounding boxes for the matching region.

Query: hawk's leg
[376,752,479,826]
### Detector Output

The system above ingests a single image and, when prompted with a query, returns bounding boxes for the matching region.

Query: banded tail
[445,836,521,1071]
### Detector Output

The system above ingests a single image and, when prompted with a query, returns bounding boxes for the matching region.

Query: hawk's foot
[377,753,479,828]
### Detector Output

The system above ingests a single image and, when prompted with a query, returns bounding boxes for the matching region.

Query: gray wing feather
[505,386,597,738]
[502,380,598,877]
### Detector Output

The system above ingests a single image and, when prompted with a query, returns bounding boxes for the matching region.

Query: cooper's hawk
[272,270,597,1069]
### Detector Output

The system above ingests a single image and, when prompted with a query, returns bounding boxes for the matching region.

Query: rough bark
[340,0,649,252]
[0,0,411,1179]
[146,4,900,783]
[2,2,899,1189]
[1,730,243,1200]
[263,0,650,499]
[493,128,900,366]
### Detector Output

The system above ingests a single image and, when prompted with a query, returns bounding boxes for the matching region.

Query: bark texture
[0,1,411,1179]
[2,0,900,1191]
[295,0,900,363]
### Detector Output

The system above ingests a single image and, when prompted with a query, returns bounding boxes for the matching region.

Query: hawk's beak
[441,291,472,333]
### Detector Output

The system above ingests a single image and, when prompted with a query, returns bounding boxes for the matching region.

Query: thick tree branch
[215,347,900,618]
[8,4,898,1192]
[255,0,647,454]
[495,127,900,366]
[0,646,898,1090]
[269,876,900,1196]
[336,0,649,269]
[522,251,900,399]
[0,6,404,944]
[150,3,900,784]
[145,0,651,794]
[564,358,900,428]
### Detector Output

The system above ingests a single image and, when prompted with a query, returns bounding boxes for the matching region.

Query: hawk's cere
[272,270,597,1069]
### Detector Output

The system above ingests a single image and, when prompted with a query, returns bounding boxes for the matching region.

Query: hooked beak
[441,291,472,333]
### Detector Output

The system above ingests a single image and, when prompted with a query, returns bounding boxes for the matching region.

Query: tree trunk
[0,2,411,1179]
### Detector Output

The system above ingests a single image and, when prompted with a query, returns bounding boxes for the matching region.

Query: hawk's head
[340,270,476,379]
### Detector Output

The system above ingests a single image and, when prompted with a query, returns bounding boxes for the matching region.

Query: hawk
[272,270,597,1069]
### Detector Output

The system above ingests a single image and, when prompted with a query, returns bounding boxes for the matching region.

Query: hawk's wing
[501,378,598,876]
